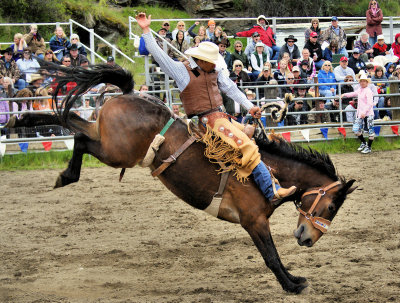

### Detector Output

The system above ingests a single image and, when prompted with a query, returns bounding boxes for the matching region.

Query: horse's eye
[328,204,336,213]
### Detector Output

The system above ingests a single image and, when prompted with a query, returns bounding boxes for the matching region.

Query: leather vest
[179,62,223,116]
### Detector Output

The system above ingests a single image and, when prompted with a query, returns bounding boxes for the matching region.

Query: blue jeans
[15,79,27,90]
[314,60,324,70]
[320,89,336,102]
[374,96,385,119]
[252,161,279,200]
[271,45,280,60]
[338,47,348,58]
[369,34,377,47]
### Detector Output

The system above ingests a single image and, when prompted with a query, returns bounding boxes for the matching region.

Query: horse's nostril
[303,238,313,247]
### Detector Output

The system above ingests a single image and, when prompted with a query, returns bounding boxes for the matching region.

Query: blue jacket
[49,35,71,55]
[139,37,149,56]
[318,69,337,91]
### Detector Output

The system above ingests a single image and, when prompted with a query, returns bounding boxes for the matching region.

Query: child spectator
[379,97,391,120]
[169,30,189,61]
[341,75,355,107]
[345,100,357,123]
[280,52,294,71]
[24,24,46,59]
[385,62,396,78]
[372,35,391,57]
[341,74,375,154]
[206,19,216,40]
[191,36,201,48]
[391,33,400,60]
[274,59,289,84]
[188,22,209,42]
[296,49,316,82]
[371,65,387,117]
[50,27,71,61]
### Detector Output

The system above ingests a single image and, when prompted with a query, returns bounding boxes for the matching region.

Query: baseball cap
[340,56,348,62]
[353,48,360,54]
[263,66,269,71]
[107,56,114,62]
[377,34,385,40]
[292,66,300,72]
[331,16,338,21]
[300,60,309,66]
[310,32,318,38]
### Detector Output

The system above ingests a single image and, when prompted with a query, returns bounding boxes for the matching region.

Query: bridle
[295,181,342,233]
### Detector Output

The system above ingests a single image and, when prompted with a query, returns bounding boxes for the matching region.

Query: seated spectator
[246,90,256,101]
[218,39,232,72]
[250,41,269,78]
[379,96,391,120]
[191,36,201,47]
[155,27,171,50]
[172,21,190,44]
[278,35,301,64]
[188,22,209,42]
[324,98,341,123]
[14,86,34,115]
[44,49,60,64]
[231,41,251,72]
[244,32,269,65]
[206,19,216,40]
[172,104,186,118]
[296,49,316,82]
[334,56,356,82]
[348,48,367,75]
[16,48,40,84]
[10,33,27,61]
[222,76,248,123]
[372,35,391,57]
[78,98,94,120]
[354,33,374,62]
[70,34,87,57]
[304,18,323,44]
[304,32,324,70]
[308,99,331,124]
[371,65,387,114]
[65,44,89,67]
[286,99,309,125]
[50,26,71,61]
[255,65,273,98]
[341,75,355,106]
[106,56,117,67]
[230,60,251,86]
[1,47,25,90]
[322,16,348,57]
[318,61,336,101]
[385,62,396,78]
[344,100,357,122]
[169,30,189,61]
[161,20,173,41]
[392,33,400,61]
[32,86,52,112]
[274,59,289,84]
[61,56,72,67]
[297,84,315,109]
[280,52,294,71]
[24,24,46,59]
[322,41,339,62]
[366,63,375,78]
[80,57,89,68]
[0,76,17,98]
[235,15,278,60]
[292,65,302,84]
[211,26,230,47]
[366,0,383,46]
[279,72,297,98]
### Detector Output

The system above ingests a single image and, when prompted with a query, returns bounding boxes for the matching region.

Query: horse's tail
[261,93,291,123]
[40,61,134,136]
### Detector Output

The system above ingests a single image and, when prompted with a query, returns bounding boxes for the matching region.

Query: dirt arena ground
[0,150,399,303]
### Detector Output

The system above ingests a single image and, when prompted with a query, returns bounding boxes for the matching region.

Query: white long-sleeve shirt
[142,32,254,111]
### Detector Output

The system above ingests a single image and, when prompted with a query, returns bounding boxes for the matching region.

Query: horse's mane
[256,134,338,181]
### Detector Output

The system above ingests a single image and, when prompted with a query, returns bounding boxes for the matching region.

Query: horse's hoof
[54,175,64,188]
[293,276,308,285]
[284,282,308,294]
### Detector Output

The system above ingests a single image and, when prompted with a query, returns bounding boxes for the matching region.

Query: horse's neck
[262,153,334,190]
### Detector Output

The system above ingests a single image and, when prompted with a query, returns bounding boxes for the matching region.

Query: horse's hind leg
[242,215,308,293]
[55,132,102,188]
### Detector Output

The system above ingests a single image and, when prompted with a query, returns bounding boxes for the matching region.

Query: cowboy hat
[358,73,371,83]
[185,42,219,64]
[284,35,298,42]
[30,73,44,83]
[1,47,13,55]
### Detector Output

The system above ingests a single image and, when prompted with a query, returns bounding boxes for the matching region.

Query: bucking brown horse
[9,63,356,293]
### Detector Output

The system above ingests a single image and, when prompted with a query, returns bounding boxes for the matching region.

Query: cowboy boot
[252,162,296,201]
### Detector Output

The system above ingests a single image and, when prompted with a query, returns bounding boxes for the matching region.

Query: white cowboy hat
[185,42,219,64]
[358,73,371,83]
[29,73,44,83]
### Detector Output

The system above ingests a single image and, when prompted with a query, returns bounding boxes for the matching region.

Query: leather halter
[295,181,342,233]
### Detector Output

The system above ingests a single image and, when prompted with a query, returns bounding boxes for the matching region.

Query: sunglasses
[178,24,184,27]
[253,35,260,37]
[367,66,374,69]
[63,60,71,62]
[325,64,332,66]
[287,40,295,43]
[46,52,52,54]
[235,45,242,47]
[296,102,304,105]
[287,78,294,80]
[164,23,169,26]
[235,65,242,67]
[219,44,226,47]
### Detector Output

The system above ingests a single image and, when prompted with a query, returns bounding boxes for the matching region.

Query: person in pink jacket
[342,73,375,154]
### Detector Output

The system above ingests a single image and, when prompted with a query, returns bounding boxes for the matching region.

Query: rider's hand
[249,106,262,119]
[136,12,151,34]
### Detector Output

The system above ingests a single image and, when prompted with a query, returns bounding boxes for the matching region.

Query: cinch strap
[160,117,175,136]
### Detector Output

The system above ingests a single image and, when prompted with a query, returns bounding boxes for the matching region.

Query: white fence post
[89,29,95,64]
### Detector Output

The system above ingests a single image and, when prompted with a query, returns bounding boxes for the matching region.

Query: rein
[295,181,341,233]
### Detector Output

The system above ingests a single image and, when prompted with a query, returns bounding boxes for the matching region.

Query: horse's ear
[345,179,357,195]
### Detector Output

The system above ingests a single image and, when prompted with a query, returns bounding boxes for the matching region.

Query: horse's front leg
[242,215,308,293]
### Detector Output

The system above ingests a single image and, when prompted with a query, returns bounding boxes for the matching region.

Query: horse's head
[293,178,356,247]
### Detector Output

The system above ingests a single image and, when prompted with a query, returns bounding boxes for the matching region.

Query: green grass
[0,151,104,171]
[300,136,400,154]
[0,137,399,170]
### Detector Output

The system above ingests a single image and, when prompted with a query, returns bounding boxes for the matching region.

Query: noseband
[295,181,342,233]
